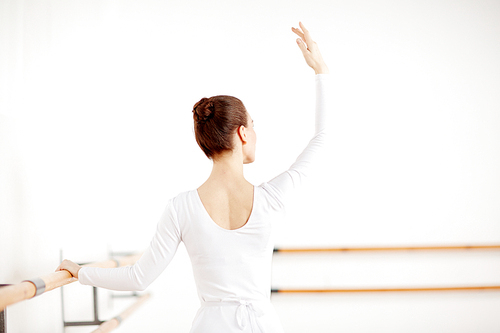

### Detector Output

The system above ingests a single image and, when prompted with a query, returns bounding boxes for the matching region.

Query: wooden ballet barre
[0,253,142,311]
[90,293,151,333]
[273,244,500,253]
[271,285,500,293]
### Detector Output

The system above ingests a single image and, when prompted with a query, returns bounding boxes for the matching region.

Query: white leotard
[79,74,329,332]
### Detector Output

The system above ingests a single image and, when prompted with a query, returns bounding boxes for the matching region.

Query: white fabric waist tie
[201,299,267,332]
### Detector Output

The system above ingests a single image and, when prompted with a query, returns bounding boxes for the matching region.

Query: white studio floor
[62,288,500,333]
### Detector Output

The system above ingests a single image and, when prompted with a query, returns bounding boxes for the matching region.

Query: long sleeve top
[79,74,330,332]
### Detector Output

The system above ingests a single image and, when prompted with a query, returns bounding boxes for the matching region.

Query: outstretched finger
[299,22,314,45]
[296,37,309,56]
[291,27,305,40]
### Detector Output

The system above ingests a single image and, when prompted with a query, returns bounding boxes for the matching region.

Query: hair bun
[193,98,215,125]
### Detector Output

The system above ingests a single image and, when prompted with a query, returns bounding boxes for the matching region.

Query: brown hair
[192,95,248,159]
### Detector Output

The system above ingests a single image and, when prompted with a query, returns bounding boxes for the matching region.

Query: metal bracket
[23,278,46,297]
[0,284,9,333]
[63,286,105,328]
[113,315,123,325]
[111,258,120,268]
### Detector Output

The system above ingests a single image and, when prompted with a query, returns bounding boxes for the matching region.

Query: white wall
[1,0,500,332]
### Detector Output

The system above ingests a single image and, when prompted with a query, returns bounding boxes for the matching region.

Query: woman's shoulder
[169,189,197,207]
[161,189,200,229]
[255,181,286,212]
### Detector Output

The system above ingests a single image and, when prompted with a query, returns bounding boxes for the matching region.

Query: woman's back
[197,178,254,231]
[174,184,283,332]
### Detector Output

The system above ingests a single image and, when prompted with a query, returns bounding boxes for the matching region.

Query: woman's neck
[205,149,249,187]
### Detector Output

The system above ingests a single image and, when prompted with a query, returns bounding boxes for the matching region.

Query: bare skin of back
[197,179,254,230]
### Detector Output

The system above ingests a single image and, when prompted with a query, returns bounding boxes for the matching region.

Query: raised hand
[292,22,329,75]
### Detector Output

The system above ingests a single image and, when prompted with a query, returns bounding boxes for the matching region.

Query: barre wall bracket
[23,278,46,297]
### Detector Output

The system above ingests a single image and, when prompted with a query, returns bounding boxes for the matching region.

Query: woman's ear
[237,125,248,145]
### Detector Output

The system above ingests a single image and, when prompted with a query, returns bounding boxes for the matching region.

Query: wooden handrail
[273,244,500,253]
[90,294,151,333]
[271,285,500,293]
[271,245,500,294]
[0,254,142,311]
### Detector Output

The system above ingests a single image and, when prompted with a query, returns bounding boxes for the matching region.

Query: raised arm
[262,23,330,208]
